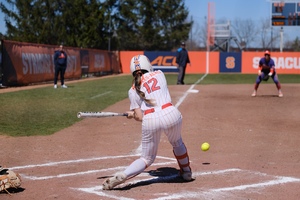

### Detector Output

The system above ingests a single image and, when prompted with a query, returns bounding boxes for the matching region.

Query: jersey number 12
[143,78,160,94]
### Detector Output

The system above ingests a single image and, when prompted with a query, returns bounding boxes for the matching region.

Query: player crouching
[251,50,283,97]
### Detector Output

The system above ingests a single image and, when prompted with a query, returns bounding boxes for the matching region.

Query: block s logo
[226,56,235,69]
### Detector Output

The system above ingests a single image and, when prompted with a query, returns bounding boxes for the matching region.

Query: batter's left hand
[126,111,134,119]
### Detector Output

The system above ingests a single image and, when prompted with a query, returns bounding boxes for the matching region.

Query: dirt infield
[1,82,300,200]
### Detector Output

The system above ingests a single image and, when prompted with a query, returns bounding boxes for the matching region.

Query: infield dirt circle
[1,79,300,200]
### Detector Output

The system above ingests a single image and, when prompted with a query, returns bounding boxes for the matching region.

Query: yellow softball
[201,142,210,151]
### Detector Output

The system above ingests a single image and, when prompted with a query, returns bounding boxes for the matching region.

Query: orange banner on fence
[120,51,219,74]
[242,52,300,74]
[2,40,121,86]
[3,40,81,85]
[87,49,114,73]
[120,51,144,74]
[186,52,206,73]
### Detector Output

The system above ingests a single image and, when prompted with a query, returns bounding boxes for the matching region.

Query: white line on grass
[90,91,112,99]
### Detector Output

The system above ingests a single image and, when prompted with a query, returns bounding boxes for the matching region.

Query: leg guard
[173,143,192,181]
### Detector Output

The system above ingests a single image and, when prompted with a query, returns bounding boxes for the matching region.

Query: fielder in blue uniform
[251,50,283,97]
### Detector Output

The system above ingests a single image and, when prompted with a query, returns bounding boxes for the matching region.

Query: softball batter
[102,55,192,190]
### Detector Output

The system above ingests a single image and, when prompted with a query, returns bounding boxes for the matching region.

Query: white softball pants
[124,106,190,178]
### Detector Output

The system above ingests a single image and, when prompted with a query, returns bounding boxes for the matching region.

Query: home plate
[188,89,199,93]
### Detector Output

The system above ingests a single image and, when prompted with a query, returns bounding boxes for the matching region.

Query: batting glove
[268,72,273,76]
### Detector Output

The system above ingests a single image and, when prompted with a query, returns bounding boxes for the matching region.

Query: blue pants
[54,65,66,85]
[256,72,280,84]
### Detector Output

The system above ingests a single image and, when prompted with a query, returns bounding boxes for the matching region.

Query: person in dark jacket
[176,42,191,85]
[53,45,68,88]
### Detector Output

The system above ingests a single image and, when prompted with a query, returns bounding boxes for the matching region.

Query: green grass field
[1,74,299,137]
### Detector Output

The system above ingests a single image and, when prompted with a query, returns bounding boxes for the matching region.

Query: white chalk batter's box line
[11,154,300,199]
[12,155,177,180]
[72,168,300,200]
[10,154,146,170]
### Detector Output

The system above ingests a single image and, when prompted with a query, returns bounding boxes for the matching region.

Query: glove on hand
[268,72,273,76]
[0,168,22,195]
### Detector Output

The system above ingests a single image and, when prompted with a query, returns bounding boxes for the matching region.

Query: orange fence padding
[2,40,299,87]
[120,51,220,74]
[120,51,144,74]
[242,52,300,74]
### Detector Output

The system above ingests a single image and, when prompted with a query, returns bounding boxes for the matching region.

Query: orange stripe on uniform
[175,152,188,160]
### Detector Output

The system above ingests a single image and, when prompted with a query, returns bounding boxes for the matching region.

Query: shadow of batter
[112,167,195,190]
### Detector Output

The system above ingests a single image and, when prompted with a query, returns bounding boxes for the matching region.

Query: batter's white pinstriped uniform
[125,70,191,179]
[102,55,192,190]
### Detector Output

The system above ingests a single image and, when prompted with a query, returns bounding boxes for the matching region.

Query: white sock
[124,158,147,178]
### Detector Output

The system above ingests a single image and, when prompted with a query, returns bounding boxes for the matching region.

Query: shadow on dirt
[0,187,25,195]
[257,95,279,98]
[113,167,195,190]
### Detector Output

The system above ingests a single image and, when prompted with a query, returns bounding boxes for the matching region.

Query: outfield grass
[0,74,299,137]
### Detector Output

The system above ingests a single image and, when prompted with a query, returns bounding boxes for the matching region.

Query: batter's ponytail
[133,71,156,106]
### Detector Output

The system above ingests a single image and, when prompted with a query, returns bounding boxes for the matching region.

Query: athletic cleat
[251,90,257,97]
[102,172,127,190]
[181,171,192,181]
[278,91,283,97]
[61,84,68,88]
[54,84,57,89]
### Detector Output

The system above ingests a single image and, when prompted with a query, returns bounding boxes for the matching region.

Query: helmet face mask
[130,55,153,76]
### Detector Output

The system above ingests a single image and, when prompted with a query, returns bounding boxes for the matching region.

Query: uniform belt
[144,103,172,115]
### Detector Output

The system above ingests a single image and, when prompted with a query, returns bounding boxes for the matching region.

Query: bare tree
[190,17,207,49]
[257,18,281,50]
[231,18,259,49]
[284,36,300,51]
[191,17,289,50]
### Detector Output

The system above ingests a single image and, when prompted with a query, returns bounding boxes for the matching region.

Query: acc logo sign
[151,56,177,66]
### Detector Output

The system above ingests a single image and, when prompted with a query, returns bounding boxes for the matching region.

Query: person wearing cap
[176,42,191,85]
[53,44,68,89]
[251,50,283,97]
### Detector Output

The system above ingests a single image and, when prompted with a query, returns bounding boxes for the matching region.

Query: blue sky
[186,0,271,21]
[0,0,299,41]
[185,0,299,41]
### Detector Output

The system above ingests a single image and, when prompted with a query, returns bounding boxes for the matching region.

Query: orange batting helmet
[264,50,270,56]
